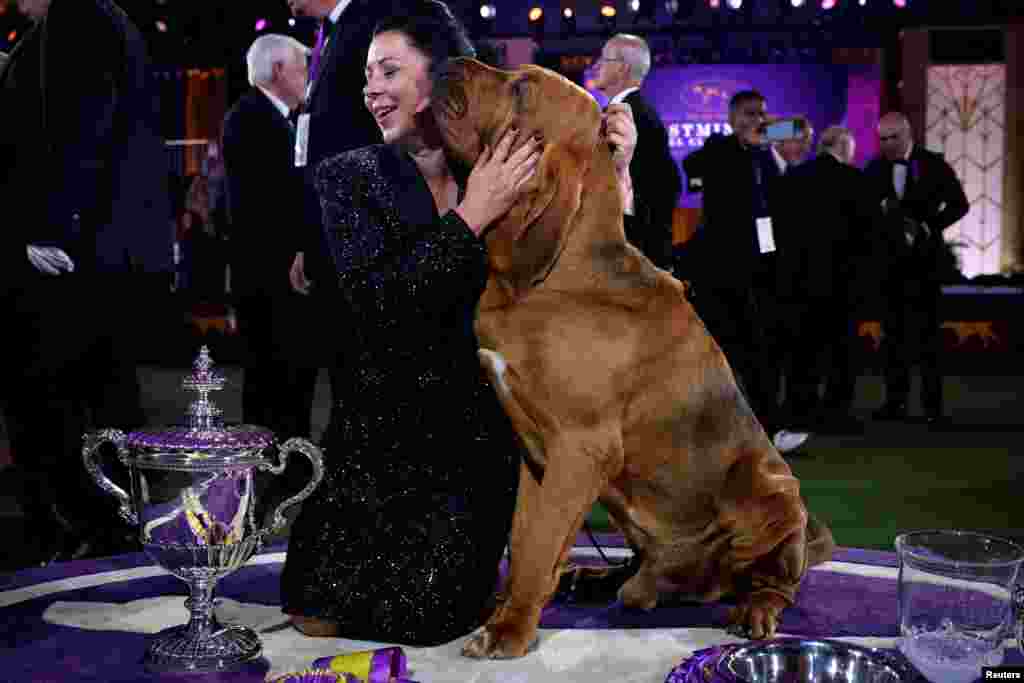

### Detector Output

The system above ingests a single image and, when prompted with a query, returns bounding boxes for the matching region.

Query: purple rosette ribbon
[312,646,416,682]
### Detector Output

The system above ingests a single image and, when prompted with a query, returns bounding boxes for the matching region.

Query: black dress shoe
[924,412,950,428]
[872,402,908,421]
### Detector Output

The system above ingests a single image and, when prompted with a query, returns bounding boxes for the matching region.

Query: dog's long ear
[485,139,588,297]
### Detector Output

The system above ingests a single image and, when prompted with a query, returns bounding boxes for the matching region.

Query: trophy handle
[82,429,137,526]
[1014,584,1023,655]
[259,437,324,534]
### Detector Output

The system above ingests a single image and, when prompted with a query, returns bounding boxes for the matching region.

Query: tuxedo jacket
[774,153,881,302]
[681,133,781,288]
[222,88,306,298]
[622,90,682,270]
[863,146,968,276]
[296,0,406,283]
[0,0,170,284]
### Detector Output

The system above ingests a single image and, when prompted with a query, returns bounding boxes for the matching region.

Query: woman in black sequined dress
[279,1,542,646]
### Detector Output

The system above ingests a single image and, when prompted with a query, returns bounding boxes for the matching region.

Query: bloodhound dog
[433,59,834,659]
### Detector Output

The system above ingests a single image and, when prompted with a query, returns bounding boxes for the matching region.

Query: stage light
[630,0,640,12]
[288,17,296,26]
[528,6,544,21]
[155,19,168,32]
[665,0,696,19]
[708,0,720,7]
[893,0,906,6]
[726,0,742,8]
[821,0,836,8]
[7,30,17,42]
[561,6,577,35]
[598,3,617,30]
[791,0,805,6]
[255,18,268,31]
[480,3,496,19]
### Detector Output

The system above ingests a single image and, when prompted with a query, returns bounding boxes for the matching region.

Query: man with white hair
[592,33,682,271]
[772,125,880,444]
[222,34,311,450]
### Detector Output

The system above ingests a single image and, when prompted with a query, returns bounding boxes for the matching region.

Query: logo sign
[666,78,750,150]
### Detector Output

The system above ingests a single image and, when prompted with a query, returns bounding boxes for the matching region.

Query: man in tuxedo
[681,90,782,435]
[0,0,171,563]
[222,35,309,440]
[283,0,404,440]
[774,126,880,436]
[592,33,682,271]
[865,112,968,424]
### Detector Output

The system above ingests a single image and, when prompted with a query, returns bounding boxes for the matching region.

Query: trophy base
[143,623,262,673]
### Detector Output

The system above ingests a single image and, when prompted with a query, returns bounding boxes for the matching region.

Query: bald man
[864,112,968,424]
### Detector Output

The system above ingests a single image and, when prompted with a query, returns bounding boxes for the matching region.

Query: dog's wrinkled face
[433,59,603,296]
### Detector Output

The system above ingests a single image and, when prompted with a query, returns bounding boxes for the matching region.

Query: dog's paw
[618,574,658,611]
[462,625,537,659]
[726,594,786,639]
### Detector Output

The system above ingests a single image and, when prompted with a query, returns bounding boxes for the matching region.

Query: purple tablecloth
[1,538,1020,682]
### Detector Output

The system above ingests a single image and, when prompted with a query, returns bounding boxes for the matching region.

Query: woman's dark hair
[373,0,476,79]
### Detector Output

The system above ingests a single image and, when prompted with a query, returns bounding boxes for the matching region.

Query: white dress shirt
[257,86,291,120]
[893,144,913,199]
[771,145,787,175]
[608,86,639,106]
[329,0,351,25]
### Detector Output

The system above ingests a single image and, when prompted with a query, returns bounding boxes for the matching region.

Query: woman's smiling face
[363,30,434,146]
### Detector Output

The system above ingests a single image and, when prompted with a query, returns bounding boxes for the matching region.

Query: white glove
[27,245,75,276]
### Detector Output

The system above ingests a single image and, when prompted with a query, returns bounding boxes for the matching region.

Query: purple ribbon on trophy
[271,646,418,683]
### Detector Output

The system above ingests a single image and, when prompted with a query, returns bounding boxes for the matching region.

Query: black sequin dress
[280,145,520,646]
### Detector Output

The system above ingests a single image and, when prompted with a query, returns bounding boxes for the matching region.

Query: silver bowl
[717,638,916,683]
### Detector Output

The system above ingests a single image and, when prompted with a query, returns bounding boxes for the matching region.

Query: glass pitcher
[896,530,1024,683]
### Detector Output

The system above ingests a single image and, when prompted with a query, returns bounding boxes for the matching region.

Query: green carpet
[587,429,1023,551]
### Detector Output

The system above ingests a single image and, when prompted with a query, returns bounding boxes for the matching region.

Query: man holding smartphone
[682,90,784,438]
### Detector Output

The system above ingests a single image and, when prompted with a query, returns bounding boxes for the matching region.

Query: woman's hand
[603,103,637,174]
[603,103,637,214]
[455,127,542,236]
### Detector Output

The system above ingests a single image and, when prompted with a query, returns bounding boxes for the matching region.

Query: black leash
[581,519,630,567]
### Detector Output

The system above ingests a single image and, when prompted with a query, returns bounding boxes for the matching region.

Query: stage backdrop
[587,63,882,209]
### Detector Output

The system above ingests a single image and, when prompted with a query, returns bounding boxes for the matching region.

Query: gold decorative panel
[925,64,1006,278]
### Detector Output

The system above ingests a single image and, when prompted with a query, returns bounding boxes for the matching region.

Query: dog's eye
[510,79,531,112]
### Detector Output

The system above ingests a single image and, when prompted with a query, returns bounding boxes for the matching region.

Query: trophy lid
[124,346,274,470]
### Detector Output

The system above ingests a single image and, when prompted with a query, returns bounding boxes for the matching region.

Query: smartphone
[761,119,800,143]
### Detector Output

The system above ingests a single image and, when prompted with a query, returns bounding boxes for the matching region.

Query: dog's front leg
[462,429,616,659]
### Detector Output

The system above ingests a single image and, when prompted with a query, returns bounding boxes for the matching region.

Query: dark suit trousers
[781,296,857,424]
[882,275,943,413]
[692,281,775,428]
[236,293,317,440]
[1,270,145,532]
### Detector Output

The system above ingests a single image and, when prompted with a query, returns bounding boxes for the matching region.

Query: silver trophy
[83,346,324,673]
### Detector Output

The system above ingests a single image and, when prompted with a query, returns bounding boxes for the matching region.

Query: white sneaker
[773,429,811,454]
